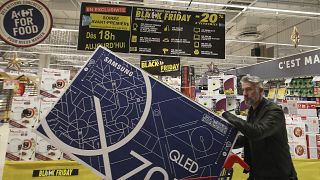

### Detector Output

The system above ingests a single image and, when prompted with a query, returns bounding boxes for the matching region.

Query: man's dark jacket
[222,98,297,180]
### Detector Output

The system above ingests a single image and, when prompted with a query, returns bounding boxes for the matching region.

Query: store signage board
[0,0,52,47]
[140,55,180,76]
[227,49,320,79]
[78,2,225,59]
[35,46,237,179]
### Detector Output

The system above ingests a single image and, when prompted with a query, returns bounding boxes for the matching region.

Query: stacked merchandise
[6,128,37,161]
[195,75,247,157]
[196,75,248,116]
[286,77,314,100]
[6,96,40,161]
[36,68,70,161]
[282,99,320,159]
[40,68,70,98]
[266,80,279,101]
[6,69,71,161]
[35,97,63,161]
[286,117,308,158]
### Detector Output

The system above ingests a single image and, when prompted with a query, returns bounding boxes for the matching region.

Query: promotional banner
[2,160,101,179]
[77,4,132,52]
[78,2,225,59]
[35,46,238,179]
[0,0,52,47]
[140,55,180,76]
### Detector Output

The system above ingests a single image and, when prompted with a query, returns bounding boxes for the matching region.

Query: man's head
[240,75,264,109]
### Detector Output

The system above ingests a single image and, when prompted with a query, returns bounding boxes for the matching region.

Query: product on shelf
[35,136,63,161]
[306,134,320,159]
[207,75,237,96]
[40,68,70,98]
[34,98,59,128]
[9,97,40,128]
[6,128,36,161]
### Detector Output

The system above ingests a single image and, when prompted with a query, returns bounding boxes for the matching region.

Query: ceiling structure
[1,0,320,76]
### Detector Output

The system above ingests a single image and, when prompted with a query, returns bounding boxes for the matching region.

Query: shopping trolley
[180,154,250,180]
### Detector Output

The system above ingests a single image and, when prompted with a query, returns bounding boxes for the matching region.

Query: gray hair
[240,75,263,89]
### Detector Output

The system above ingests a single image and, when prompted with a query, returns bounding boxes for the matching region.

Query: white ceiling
[1,0,320,75]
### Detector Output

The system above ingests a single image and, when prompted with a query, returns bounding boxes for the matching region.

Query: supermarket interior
[0,0,320,179]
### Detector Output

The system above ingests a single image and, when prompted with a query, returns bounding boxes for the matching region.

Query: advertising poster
[78,2,225,59]
[77,3,132,52]
[36,46,237,179]
[130,7,225,58]
[140,55,180,76]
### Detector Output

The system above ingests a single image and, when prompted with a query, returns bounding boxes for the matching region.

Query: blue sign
[36,46,238,179]
[0,0,52,47]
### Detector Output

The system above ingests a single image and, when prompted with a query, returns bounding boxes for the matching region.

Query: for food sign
[0,0,52,47]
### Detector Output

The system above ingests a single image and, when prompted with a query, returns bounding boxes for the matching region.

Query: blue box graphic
[36,46,238,179]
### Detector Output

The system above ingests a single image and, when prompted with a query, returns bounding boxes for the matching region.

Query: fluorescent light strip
[52,28,79,32]
[0,50,90,57]
[156,0,320,16]
[38,43,77,48]
[226,39,320,48]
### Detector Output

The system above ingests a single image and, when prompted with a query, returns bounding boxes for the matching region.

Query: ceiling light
[52,28,79,32]
[156,0,320,16]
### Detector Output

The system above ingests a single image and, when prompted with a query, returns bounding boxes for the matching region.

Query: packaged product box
[281,100,298,115]
[285,115,293,124]
[6,128,36,161]
[223,75,237,95]
[286,122,306,142]
[291,114,304,123]
[34,98,58,128]
[9,97,40,128]
[267,88,276,100]
[306,134,320,148]
[207,76,224,95]
[195,95,227,113]
[307,147,320,159]
[236,95,249,116]
[304,117,319,133]
[276,87,286,100]
[35,47,239,179]
[306,134,320,159]
[288,143,295,158]
[195,95,215,111]
[35,136,63,161]
[40,68,70,98]
[214,95,227,113]
[290,142,308,158]
[297,101,317,117]
[161,76,181,91]
[207,75,237,95]
[226,95,237,114]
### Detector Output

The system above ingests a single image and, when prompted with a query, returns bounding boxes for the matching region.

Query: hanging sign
[227,49,320,79]
[140,55,180,76]
[0,0,52,47]
[78,2,225,59]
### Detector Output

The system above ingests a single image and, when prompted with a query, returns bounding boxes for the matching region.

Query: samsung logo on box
[105,57,133,76]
